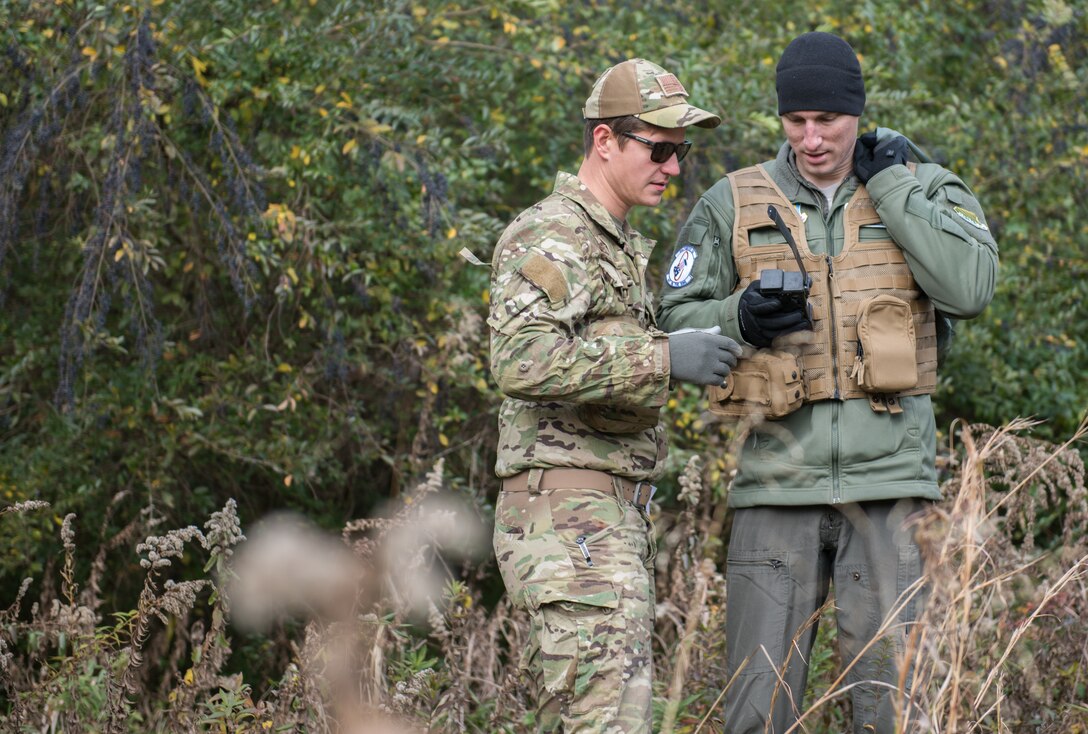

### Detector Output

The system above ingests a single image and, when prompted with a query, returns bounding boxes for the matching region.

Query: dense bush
[2,0,1086,730]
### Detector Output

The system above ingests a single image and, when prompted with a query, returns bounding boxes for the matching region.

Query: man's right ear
[591,123,616,160]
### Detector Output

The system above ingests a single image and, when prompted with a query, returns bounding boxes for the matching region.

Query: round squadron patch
[953,206,989,231]
[666,245,697,288]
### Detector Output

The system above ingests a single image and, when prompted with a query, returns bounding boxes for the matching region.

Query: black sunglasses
[622,132,692,163]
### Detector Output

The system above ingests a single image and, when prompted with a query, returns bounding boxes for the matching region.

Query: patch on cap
[655,74,687,98]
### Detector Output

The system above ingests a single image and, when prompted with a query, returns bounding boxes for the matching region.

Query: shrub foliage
[1,0,1087,731]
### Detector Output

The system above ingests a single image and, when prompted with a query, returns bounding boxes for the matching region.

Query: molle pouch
[707,349,804,419]
[576,316,661,434]
[851,295,918,393]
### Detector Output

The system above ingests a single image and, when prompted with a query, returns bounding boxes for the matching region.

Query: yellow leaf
[530,58,542,69]
[552,36,566,51]
[277,363,292,373]
[364,118,393,135]
[317,107,328,118]
[284,475,293,487]
[277,76,290,84]
[247,232,256,241]
[482,289,490,304]
[81,46,98,60]
[446,227,457,239]
[0,93,6,107]
[342,138,357,155]
[429,382,438,394]
[438,433,449,447]
[190,55,208,86]
[416,134,427,144]
[302,152,311,165]
[184,668,194,685]
[43,28,54,39]
[290,145,301,159]
[114,248,125,262]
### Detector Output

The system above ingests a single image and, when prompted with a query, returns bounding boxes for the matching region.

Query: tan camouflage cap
[583,58,720,129]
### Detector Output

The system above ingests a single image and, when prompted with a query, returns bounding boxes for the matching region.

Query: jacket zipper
[825,196,843,502]
[826,255,840,400]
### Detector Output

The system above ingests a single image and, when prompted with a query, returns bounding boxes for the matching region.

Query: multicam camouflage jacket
[489,171,671,482]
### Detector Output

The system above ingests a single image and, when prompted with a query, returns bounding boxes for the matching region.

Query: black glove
[736,281,810,348]
[853,131,908,183]
[667,326,743,386]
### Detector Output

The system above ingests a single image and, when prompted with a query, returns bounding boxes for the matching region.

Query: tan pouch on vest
[707,349,804,419]
[576,316,661,434]
[851,295,918,393]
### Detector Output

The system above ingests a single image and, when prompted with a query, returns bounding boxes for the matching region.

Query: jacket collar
[551,171,634,249]
[772,141,859,207]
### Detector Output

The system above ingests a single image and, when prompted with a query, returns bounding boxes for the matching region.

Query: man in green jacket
[490,59,739,732]
[657,32,998,733]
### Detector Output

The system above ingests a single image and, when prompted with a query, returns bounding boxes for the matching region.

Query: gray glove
[668,326,743,386]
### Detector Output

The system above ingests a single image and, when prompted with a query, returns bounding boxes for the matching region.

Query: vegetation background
[1,0,1086,731]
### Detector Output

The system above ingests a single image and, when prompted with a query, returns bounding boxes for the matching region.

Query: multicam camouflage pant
[494,483,656,733]
[723,499,930,734]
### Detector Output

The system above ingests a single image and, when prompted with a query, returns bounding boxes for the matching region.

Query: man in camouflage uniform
[489,59,740,732]
[658,33,998,733]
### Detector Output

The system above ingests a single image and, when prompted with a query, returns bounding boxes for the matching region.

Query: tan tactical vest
[709,164,938,417]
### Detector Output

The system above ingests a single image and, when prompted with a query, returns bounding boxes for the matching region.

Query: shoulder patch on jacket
[952,206,989,232]
[518,254,569,304]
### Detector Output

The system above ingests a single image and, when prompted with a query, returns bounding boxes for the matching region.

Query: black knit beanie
[776,32,865,116]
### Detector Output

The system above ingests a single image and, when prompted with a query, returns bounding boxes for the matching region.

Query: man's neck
[577,159,628,221]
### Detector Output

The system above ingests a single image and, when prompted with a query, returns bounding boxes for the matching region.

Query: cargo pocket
[537,598,628,715]
[725,550,790,675]
[493,489,621,613]
[896,542,923,625]
[851,295,918,393]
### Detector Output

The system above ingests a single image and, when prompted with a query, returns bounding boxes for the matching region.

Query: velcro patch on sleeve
[518,254,569,304]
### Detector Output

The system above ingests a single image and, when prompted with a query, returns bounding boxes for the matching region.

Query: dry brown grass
[1,419,1086,732]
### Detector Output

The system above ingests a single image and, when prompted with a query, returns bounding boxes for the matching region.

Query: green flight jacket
[657,143,999,507]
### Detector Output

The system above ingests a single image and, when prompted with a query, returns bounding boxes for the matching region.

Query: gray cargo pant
[723,499,929,734]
